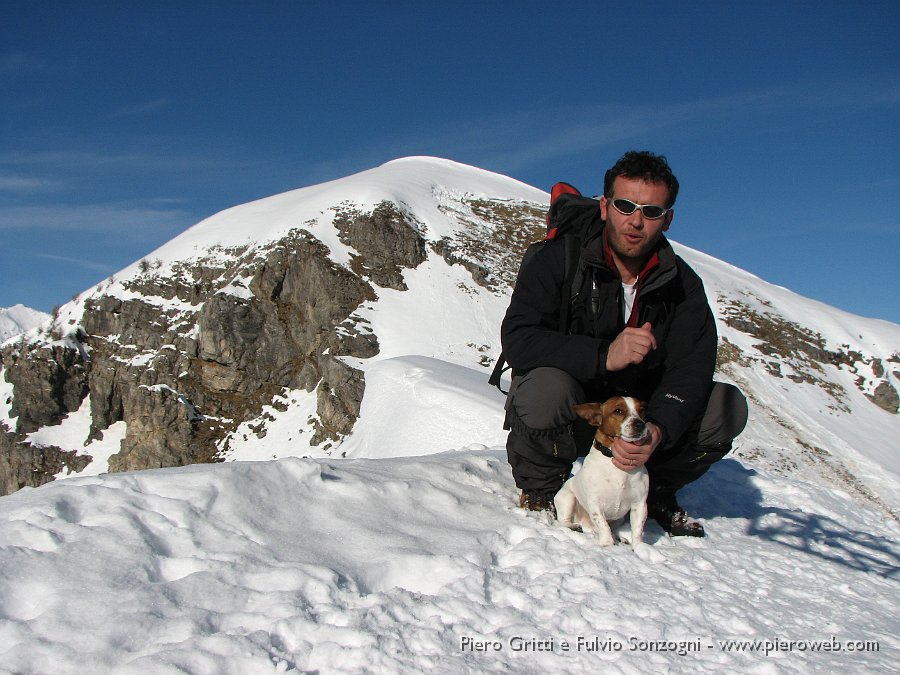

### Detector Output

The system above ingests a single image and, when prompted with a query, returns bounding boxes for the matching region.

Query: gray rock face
[333,201,428,290]
[3,342,89,435]
[868,379,900,414]
[0,424,90,494]
[0,201,430,494]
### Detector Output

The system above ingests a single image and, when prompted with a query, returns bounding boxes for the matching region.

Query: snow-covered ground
[0,357,897,674]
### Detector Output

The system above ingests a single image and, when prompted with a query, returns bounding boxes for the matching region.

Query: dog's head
[574,396,649,446]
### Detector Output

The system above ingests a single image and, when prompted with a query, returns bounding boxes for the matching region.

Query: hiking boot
[648,489,705,537]
[519,490,556,515]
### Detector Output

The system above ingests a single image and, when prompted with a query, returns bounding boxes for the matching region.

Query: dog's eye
[614,408,625,416]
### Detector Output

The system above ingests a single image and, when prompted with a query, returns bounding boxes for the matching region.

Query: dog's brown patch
[574,397,647,448]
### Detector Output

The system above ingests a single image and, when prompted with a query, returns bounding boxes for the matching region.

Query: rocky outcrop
[2,341,89,434]
[718,298,899,413]
[333,201,427,290]
[312,357,366,447]
[867,379,899,414]
[0,425,90,494]
[0,201,430,494]
[0,340,92,493]
[432,197,545,291]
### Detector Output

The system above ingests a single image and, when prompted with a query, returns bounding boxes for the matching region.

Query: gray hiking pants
[504,367,748,496]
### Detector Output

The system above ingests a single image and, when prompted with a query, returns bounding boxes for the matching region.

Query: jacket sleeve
[645,262,718,449]
[500,242,608,380]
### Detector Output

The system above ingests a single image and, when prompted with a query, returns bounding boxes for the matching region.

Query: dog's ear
[574,402,604,427]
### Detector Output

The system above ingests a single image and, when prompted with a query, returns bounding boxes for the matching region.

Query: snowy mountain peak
[0,304,50,344]
[137,155,547,265]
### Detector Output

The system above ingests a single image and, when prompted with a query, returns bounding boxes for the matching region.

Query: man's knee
[505,367,584,431]
[504,368,585,492]
[698,382,748,449]
[647,382,747,492]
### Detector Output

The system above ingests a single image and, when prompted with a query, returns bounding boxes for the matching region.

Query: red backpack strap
[545,182,582,239]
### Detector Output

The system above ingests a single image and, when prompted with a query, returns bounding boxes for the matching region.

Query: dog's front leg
[629,500,648,547]
[554,484,577,527]
[588,510,616,546]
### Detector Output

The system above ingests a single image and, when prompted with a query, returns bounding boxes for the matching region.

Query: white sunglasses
[609,198,671,220]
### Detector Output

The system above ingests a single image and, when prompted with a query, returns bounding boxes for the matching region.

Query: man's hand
[611,421,662,471]
[606,322,657,372]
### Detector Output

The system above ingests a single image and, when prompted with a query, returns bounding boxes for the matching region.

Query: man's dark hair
[603,151,680,208]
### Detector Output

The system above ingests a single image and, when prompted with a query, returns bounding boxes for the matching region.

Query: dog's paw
[557,519,584,533]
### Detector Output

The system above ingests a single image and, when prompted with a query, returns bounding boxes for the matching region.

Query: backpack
[488,182,603,394]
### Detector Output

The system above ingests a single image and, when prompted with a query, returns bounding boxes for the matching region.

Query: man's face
[600,176,673,277]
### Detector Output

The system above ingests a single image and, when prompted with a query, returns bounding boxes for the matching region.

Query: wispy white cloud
[348,73,900,178]
[0,203,191,236]
[109,98,171,119]
[0,147,257,173]
[34,253,118,275]
[0,51,45,75]
[0,175,64,191]
[456,84,841,173]
[312,89,771,179]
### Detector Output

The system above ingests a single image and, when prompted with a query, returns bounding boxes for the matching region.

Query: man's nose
[627,211,645,228]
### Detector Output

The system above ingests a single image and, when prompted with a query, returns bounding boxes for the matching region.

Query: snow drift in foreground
[1,361,897,674]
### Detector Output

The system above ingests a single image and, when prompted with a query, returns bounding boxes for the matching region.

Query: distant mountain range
[0,304,49,343]
[1,157,898,518]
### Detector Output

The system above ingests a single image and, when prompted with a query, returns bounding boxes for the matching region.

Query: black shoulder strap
[557,233,583,333]
[488,352,510,394]
[488,240,542,394]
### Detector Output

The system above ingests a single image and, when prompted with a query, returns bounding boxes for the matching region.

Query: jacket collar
[582,221,677,289]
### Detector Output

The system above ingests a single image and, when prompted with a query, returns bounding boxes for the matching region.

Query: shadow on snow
[687,458,899,579]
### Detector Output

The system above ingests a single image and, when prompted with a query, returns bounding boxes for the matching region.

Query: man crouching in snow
[500,151,747,537]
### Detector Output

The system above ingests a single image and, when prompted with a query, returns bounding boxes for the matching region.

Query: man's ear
[599,195,609,222]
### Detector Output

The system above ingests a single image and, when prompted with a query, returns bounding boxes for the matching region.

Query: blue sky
[2,1,898,324]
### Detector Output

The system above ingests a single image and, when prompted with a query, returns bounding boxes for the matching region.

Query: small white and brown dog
[554,396,650,547]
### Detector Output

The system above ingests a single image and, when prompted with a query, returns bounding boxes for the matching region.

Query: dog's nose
[625,419,647,439]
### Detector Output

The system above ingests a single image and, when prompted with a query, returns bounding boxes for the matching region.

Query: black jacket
[500,220,717,449]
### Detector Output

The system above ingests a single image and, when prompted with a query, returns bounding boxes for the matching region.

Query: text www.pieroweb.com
[459,635,880,657]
